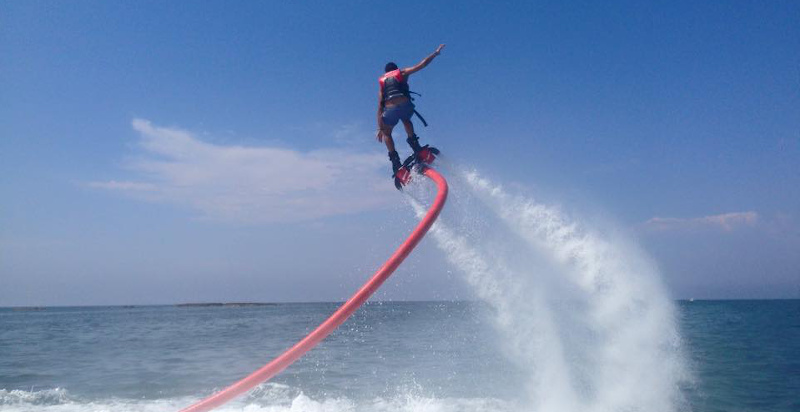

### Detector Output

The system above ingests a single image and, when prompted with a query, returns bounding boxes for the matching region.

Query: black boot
[406,134,440,164]
[389,151,402,175]
[406,134,423,154]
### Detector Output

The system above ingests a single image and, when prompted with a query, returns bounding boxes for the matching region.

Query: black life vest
[378,69,429,127]
[379,69,410,103]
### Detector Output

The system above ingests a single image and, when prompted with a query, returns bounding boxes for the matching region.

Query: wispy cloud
[87,180,158,191]
[643,211,759,232]
[90,119,394,223]
[332,122,368,145]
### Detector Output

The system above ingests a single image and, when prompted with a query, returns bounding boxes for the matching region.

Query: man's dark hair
[384,62,398,72]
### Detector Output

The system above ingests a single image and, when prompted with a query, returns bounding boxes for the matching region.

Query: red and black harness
[379,69,428,127]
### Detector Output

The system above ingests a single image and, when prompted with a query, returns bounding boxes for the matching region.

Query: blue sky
[1,1,798,306]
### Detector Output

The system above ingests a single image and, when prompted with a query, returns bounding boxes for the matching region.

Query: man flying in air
[377,44,445,181]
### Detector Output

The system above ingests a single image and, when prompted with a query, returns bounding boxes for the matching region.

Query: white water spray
[408,166,690,412]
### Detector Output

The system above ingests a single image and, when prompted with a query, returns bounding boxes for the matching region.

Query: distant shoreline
[1,299,798,310]
[4,302,284,311]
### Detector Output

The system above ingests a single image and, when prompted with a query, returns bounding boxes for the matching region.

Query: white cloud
[87,180,157,191]
[332,122,367,145]
[643,211,759,232]
[90,119,395,223]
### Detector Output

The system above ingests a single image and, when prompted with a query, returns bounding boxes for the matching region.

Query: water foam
[0,388,71,406]
[0,384,513,412]
[407,166,690,412]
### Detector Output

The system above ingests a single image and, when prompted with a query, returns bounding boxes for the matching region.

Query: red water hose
[180,168,448,412]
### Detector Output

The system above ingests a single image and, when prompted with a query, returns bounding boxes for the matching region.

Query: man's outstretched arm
[402,44,446,77]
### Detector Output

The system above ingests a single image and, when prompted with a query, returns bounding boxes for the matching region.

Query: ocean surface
[0,300,798,412]
[3,168,798,412]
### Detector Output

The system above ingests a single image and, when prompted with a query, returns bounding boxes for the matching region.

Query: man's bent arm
[376,90,385,141]
[403,44,445,76]
[377,90,385,124]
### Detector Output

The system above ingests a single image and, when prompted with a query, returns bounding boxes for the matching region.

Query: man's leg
[401,118,415,139]
[382,125,402,174]
[401,119,425,154]
[382,124,396,152]
[400,116,438,160]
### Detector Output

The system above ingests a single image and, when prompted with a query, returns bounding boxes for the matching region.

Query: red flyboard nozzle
[418,148,435,164]
[395,168,412,185]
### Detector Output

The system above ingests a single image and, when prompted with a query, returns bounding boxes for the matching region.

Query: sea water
[0,301,798,411]
[2,167,798,412]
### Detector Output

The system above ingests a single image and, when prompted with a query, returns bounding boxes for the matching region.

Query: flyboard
[393,146,439,190]
[180,154,446,412]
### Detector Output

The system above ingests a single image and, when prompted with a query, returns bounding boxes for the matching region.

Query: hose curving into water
[180,168,448,412]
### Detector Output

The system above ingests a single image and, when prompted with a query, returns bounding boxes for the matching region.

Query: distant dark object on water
[175,302,277,308]
[12,306,45,312]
